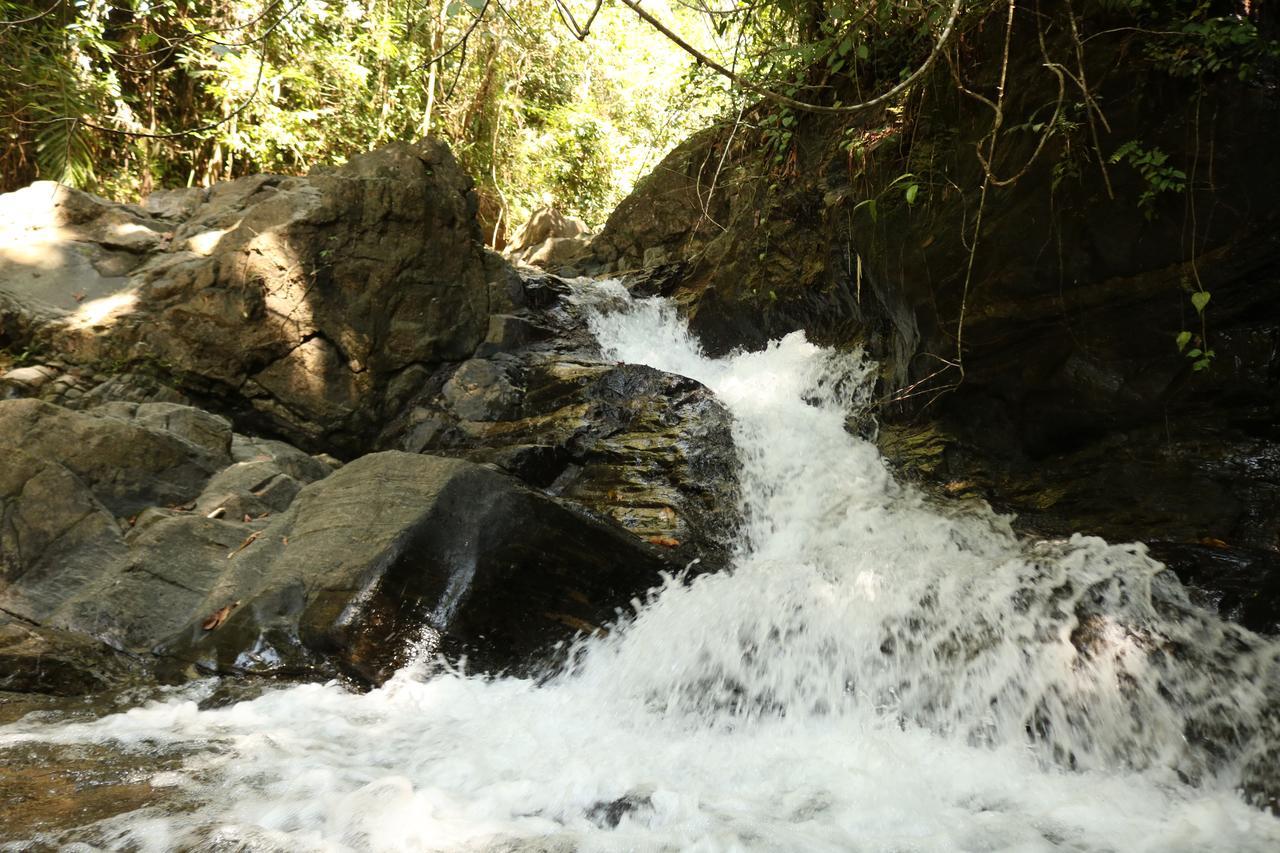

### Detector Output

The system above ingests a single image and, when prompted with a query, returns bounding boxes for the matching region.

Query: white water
[4,285,1280,851]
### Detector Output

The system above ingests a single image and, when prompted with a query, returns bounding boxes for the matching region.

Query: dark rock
[155,452,685,683]
[587,5,1280,628]
[377,279,741,574]
[1148,542,1280,636]
[0,620,141,696]
[587,793,654,828]
[0,397,691,689]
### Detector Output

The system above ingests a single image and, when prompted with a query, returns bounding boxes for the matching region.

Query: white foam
[3,284,1278,851]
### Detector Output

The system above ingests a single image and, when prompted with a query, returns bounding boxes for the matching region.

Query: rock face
[584,7,1280,631]
[504,207,593,273]
[0,139,517,453]
[160,452,685,683]
[377,275,741,574]
[0,397,693,687]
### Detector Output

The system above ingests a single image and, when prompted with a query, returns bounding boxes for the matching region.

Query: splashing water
[3,284,1279,852]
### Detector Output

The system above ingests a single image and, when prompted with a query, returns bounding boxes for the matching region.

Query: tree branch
[615,0,965,114]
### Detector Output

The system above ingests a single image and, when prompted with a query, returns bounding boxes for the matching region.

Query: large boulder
[377,275,741,573]
[157,452,685,683]
[0,397,688,688]
[0,398,334,688]
[504,207,592,273]
[0,139,520,453]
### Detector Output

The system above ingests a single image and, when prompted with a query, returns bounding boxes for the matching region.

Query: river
[2,284,1278,851]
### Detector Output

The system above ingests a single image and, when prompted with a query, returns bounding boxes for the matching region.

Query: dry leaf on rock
[201,600,241,631]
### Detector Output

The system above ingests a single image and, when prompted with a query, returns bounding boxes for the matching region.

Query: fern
[30,59,99,189]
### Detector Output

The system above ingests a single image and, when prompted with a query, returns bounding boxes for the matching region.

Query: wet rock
[0,621,140,696]
[156,452,685,683]
[378,280,740,573]
[586,793,654,829]
[0,394,689,688]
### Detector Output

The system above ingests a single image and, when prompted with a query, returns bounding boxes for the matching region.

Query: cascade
[2,285,1278,852]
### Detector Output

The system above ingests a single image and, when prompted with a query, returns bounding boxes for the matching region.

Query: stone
[442,358,520,422]
[0,620,139,696]
[642,246,670,268]
[91,401,233,458]
[0,399,228,517]
[0,365,57,393]
[0,446,128,625]
[0,396,691,687]
[152,452,686,683]
[0,139,501,454]
[378,282,741,573]
[504,207,593,272]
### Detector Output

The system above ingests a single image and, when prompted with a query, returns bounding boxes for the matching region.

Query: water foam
[2,285,1278,852]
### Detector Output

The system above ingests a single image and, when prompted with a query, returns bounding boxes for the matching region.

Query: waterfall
[3,285,1278,852]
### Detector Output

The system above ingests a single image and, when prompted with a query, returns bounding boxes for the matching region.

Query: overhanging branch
[615,0,965,114]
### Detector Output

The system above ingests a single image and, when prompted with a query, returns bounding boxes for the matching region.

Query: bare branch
[615,0,965,114]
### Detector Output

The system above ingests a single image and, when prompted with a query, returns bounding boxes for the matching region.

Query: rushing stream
[3,284,1279,851]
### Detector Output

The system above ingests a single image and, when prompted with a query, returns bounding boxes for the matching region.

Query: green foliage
[0,0,731,232]
[1176,290,1214,370]
[852,172,921,223]
[1109,140,1187,219]
[1102,0,1280,81]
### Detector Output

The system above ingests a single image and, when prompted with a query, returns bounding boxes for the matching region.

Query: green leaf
[1187,348,1203,358]
[446,0,462,15]
[856,44,869,61]
[1175,330,1192,352]
[1191,291,1211,313]
[905,183,919,205]
[465,0,486,9]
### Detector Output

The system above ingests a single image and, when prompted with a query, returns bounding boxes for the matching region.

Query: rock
[642,246,670,269]
[91,401,233,457]
[377,278,741,573]
[508,206,589,250]
[0,365,57,395]
[0,139,514,454]
[0,399,332,647]
[505,207,593,272]
[0,445,128,625]
[0,399,228,517]
[150,452,686,683]
[0,620,140,696]
[442,358,520,421]
[0,396,690,686]
[587,6,1280,626]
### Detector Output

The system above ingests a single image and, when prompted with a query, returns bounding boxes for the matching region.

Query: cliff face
[588,4,1280,632]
